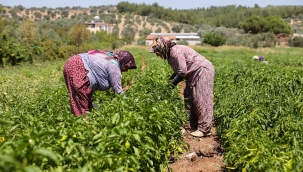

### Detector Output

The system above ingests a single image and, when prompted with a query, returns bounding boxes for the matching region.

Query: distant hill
[1,4,303,39]
[1,5,192,40]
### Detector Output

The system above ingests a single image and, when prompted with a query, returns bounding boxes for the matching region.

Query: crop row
[206,48,303,171]
[1,46,303,171]
[0,49,187,171]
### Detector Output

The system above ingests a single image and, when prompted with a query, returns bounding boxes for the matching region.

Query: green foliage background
[1,3,303,66]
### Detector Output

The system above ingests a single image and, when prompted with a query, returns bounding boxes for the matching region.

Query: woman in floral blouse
[63,50,137,116]
[149,37,215,137]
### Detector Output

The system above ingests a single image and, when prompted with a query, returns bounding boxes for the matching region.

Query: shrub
[139,28,152,37]
[203,32,226,46]
[137,38,146,45]
[291,36,303,47]
[135,15,141,25]
[171,25,181,33]
[155,27,161,33]
[177,40,189,45]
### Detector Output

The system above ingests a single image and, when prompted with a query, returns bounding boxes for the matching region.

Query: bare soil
[168,82,226,172]
[168,127,225,172]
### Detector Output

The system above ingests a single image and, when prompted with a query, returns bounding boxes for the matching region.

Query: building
[84,16,114,33]
[293,33,303,38]
[146,33,201,45]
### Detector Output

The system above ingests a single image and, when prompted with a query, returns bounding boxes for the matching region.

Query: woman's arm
[108,66,123,95]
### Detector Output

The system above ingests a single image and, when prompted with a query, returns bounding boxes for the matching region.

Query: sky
[1,0,303,10]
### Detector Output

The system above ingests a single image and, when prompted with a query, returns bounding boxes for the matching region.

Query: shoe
[190,130,211,137]
[185,128,196,133]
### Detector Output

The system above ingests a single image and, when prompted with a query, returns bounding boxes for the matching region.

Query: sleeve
[170,74,183,86]
[171,48,187,78]
[108,67,123,95]
[169,73,176,81]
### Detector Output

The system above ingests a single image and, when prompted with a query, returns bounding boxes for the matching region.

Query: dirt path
[169,82,226,172]
[124,57,225,171]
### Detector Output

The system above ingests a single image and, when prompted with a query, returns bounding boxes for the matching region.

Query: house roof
[146,35,176,40]
[150,33,198,36]
[146,35,200,40]
[176,36,201,39]
[84,21,113,26]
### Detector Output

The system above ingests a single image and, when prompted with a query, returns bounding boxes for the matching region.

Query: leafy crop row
[0,49,187,171]
[1,46,302,171]
[206,47,303,171]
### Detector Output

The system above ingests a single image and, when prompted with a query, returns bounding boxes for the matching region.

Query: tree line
[116,2,303,28]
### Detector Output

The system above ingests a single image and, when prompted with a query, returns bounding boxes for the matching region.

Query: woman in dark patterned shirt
[63,50,137,116]
[149,37,215,137]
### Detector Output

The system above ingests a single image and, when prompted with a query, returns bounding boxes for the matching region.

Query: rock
[199,145,214,157]
[192,146,202,156]
[185,152,198,162]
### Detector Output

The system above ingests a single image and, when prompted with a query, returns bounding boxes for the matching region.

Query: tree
[104,15,115,24]
[263,16,292,34]
[139,28,152,37]
[254,4,260,8]
[61,10,69,18]
[203,32,226,46]
[238,15,292,35]
[155,27,161,33]
[0,8,9,66]
[121,25,136,42]
[34,11,42,19]
[69,23,91,53]
[93,29,117,44]
[238,16,265,34]
[172,25,181,33]
[111,25,120,37]
[19,18,38,44]
[41,28,61,41]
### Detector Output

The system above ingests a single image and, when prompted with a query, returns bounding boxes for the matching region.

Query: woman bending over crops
[252,55,265,62]
[63,50,137,116]
[149,37,215,137]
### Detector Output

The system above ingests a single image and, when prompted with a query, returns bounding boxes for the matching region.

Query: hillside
[1,4,303,46]
[1,6,190,40]
[115,14,178,40]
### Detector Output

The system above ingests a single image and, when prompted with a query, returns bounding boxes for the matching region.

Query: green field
[0,46,303,171]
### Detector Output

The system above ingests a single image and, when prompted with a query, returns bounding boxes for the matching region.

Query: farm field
[0,46,303,171]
